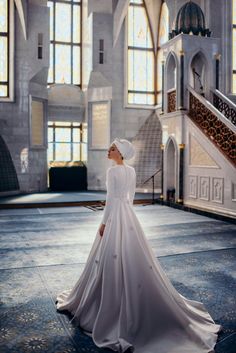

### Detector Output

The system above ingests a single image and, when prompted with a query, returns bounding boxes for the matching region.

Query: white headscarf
[112,138,135,160]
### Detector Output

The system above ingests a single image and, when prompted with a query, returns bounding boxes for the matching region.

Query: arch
[15,0,27,40]
[165,136,178,156]
[165,51,179,112]
[164,136,178,200]
[158,1,169,46]
[165,52,178,91]
[0,136,19,192]
[165,50,179,71]
[188,49,211,97]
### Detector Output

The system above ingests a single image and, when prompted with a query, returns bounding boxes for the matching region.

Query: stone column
[177,143,185,204]
[160,143,165,200]
[161,60,165,113]
[179,50,184,110]
[215,54,221,90]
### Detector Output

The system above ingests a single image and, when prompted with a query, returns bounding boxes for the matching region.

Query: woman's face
[107,144,122,161]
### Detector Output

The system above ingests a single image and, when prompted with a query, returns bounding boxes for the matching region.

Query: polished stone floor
[0,204,235,353]
[0,191,153,206]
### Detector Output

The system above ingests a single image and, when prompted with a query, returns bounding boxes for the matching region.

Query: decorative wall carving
[212,178,224,204]
[199,177,210,201]
[189,134,218,167]
[189,175,197,198]
[188,175,225,204]
[213,93,236,126]
[189,92,236,166]
[167,90,176,113]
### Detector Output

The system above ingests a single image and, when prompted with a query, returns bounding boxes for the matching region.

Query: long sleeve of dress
[101,168,115,225]
[128,169,136,205]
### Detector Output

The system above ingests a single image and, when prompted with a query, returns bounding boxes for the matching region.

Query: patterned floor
[0,205,235,353]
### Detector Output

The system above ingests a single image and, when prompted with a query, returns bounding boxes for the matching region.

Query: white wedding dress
[56,163,222,353]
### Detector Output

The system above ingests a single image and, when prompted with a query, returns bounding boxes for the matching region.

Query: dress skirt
[56,199,222,353]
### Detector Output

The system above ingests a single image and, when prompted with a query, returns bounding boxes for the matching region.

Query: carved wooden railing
[167,89,176,113]
[212,89,236,126]
[188,91,236,167]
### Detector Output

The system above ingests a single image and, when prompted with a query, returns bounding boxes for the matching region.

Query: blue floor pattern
[0,205,235,353]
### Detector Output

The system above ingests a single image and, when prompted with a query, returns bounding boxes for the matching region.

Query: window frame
[47,121,87,163]
[124,0,159,110]
[124,0,165,109]
[47,0,82,87]
[157,1,169,106]
[0,0,14,102]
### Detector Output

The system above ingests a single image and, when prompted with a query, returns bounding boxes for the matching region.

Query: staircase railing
[187,86,236,167]
[142,168,162,204]
[212,89,236,126]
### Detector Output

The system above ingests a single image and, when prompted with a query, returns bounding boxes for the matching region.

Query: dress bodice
[101,164,136,224]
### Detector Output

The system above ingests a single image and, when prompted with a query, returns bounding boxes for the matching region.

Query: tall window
[157,1,169,104]
[47,0,82,86]
[158,2,169,47]
[48,122,87,165]
[0,0,9,97]
[127,0,155,105]
[233,0,236,93]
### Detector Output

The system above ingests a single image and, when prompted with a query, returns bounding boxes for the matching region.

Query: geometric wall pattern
[0,135,19,192]
[131,112,162,189]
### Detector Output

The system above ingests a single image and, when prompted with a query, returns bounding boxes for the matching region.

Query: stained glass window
[0,0,9,97]
[47,0,82,86]
[233,0,236,93]
[127,0,155,105]
[47,122,87,163]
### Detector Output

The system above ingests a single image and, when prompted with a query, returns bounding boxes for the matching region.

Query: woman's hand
[99,223,106,237]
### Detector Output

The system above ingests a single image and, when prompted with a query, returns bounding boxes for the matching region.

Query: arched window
[159,2,169,46]
[47,0,82,86]
[127,0,155,105]
[157,1,169,105]
[232,0,236,93]
[0,0,13,100]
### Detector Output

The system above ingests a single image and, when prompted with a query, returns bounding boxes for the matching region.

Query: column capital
[214,53,221,61]
[160,144,165,150]
[179,50,185,56]
[179,143,185,149]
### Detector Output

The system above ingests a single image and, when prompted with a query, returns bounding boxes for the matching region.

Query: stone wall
[0,2,49,194]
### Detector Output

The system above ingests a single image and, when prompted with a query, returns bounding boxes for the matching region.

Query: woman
[56,138,222,353]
